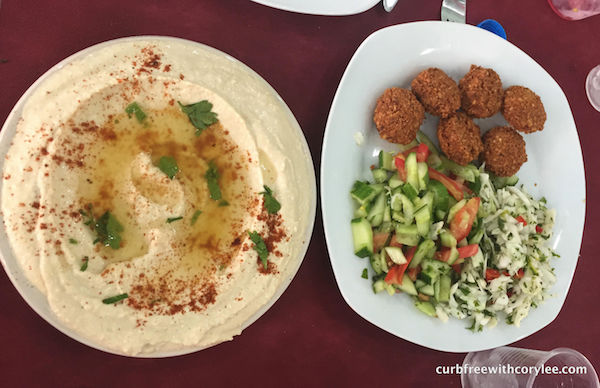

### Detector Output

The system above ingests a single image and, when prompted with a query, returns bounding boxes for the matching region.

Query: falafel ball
[481,126,527,177]
[411,68,460,118]
[437,112,484,166]
[502,85,546,133]
[373,87,425,144]
[459,65,503,118]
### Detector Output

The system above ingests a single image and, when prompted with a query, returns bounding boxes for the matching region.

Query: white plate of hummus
[321,22,585,352]
[0,36,316,357]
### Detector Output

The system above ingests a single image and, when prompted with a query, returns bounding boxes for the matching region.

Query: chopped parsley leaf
[69,238,78,244]
[218,200,229,207]
[260,185,281,214]
[361,268,368,279]
[125,102,147,123]
[157,156,179,179]
[80,256,89,272]
[166,216,183,223]
[79,205,124,250]
[190,210,202,225]
[178,100,218,136]
[248,231,268,270]
[102,293,129,304]
[205,161,222,200]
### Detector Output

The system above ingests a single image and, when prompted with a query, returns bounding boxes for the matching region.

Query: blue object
[477,19,507,40]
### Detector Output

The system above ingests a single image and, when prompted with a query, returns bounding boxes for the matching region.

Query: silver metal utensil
[441,0,466,23]
[383,0,399,12]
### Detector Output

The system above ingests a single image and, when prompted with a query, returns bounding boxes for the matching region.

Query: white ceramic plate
[321,21,585,353]
[250,0,380,16]
[0,36,317,357]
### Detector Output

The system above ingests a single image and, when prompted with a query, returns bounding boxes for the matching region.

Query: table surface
[1,0,598,386]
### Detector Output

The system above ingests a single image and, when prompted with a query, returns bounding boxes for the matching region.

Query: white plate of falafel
[321,21,585,352]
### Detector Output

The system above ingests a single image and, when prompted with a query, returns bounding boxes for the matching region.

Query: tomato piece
[516,215,527,226]
[485,268,501,281]
[535,225,543,233]
[450,197,480,242]
[389,234,403,247]
[434,248,451,262]
[407,266,420,282]
[403,143,430,162]
[428,168,464,201]
[452,263,462,274]
[394,155,407,181]
[372,232,390,253]
[457,244,479,259]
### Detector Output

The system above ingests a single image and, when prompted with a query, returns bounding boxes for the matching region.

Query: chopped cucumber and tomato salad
[350,134,557,331]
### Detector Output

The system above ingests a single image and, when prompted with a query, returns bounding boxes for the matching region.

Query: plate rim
[249,0,380,16]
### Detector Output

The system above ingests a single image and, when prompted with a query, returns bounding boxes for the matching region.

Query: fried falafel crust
[437,112,484,166]
[459,65,503,118]
[411,68,461,118]
[373,87,425,144]
[482,126,527,177]
[502,85,546,133]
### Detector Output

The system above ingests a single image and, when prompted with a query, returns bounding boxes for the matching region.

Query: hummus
[0,38,315,356]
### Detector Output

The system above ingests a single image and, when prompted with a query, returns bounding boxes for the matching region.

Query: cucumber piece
[446,247,460,265]
[385,283,396,296]
[388,172,404,188]
[379,251,389,273]
[414,205,431,237]
[441,155,479,183]
[372,279,387,294]
[468,227,484,245]
[417,162,429,190]
[437,274,451,303]
[394,224,420,246]
[371,168,388,184]
[440,230,457,247]
[429,180,449,212]
[420,191,435,213]
[435,209,447,222]
[378,150,396,171]
[400,194,415,222]
[384,246,407,265]
[405,152,419,192]
[416,130,440,155]
[418,271,434,285]
[377,221,394,234]
[402,183,419,201]
[350,181,376,205]
[391,210,408,224]
[351,217,373,258]
[423,258,451,275]
[415,300,436,317]
[370,253,383,275]
[398,139,419,152]
[410,239,436,268]
[367,192,386,227]
[447,199,466,223]
[415,279,426,289]
[396,274,418,296]
[491,174,519,189]
[419,284,435,297]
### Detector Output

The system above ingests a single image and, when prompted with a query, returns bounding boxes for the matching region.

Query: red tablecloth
[0,0,598,386]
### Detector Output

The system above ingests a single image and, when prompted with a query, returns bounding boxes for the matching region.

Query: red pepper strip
[516,215,527,226]
[457,244,479,259]
[428,167,464,201]
[535,225,543,233]
[389,234,403,248]
[402,143,430,163]
[514,268,525,279]
[394,155,407,182]
[384,265,400,285]
[485,268,501,281]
